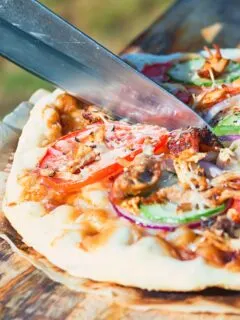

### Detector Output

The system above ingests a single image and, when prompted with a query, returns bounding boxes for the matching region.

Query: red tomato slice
[228,199,240,223]
[104,122,137,149]
[154,135,169,154]
[39,122,169,192]
[39,124,102,170]
[104,122,164,149]
[231,199,240,213]
[41,162,123,193]
[39,147,64,169]
[41,148,142,193]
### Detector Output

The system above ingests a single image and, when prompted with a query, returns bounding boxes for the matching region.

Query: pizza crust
[0,214,240,317]
[3,87,240,293]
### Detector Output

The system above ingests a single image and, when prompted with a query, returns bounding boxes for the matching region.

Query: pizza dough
[2,49,240,296]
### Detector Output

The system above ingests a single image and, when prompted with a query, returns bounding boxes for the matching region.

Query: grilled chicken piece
[196,86,240,111]
[168,128,200,155]
[211,172,240,187]
[198,45,229,79]
[111,154,161,202]
[200,172,240,206]
[216,147,238,170]
[212,215,240,238]
[141,182,215,211]
[173,149,208,191]
[199,127,221,152]
[168,128,220,155]
[141,184,182,205]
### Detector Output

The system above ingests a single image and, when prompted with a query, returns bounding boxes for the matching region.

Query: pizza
[3,46,240,292]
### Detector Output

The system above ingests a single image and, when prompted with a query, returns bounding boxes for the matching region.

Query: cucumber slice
[168,59,240,86]
[213,113,240,136]
[213,126,240,136]
[225,62,240,82]
[140,203,226,225]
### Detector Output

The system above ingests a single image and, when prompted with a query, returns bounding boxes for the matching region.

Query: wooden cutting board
[1,0,240,318]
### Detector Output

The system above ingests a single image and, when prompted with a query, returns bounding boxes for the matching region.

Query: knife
[0,0,208,130]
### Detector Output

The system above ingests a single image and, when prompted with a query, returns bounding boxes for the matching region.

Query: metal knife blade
[0,0,208,130]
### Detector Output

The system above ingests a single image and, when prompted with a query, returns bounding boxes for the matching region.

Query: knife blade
[0,0,208,130]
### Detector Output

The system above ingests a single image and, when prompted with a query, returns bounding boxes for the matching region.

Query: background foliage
[0,0,172,117]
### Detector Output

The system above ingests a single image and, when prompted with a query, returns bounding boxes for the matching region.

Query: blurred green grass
[0,0,172,117]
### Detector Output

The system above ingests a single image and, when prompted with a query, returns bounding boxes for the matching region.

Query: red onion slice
[219,135,240,142]
[112,202,176,231]
[199,160,223,178]
[111,202,202,231]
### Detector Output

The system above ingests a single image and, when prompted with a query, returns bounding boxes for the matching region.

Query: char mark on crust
[139,287,240,301]
[111,154,161,202]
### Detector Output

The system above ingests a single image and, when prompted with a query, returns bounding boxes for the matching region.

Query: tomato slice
[39,122,169,192]
[41,162,123,193]
[41,148,142,193]
[154,135,169,154]
[231,199,240,212]
[39,124,102,170]
[228,199,240,223]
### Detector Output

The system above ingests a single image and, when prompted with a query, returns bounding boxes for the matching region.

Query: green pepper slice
[140,203,226,225]
[168,59,240,86]
[213,113,240,136]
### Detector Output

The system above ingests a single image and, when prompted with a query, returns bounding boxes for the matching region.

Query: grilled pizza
[3,47,240,292]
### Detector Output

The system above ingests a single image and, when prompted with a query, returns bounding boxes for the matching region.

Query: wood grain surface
[1,0,240,318]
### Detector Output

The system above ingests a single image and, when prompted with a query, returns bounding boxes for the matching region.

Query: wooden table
[1,0,240,318]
